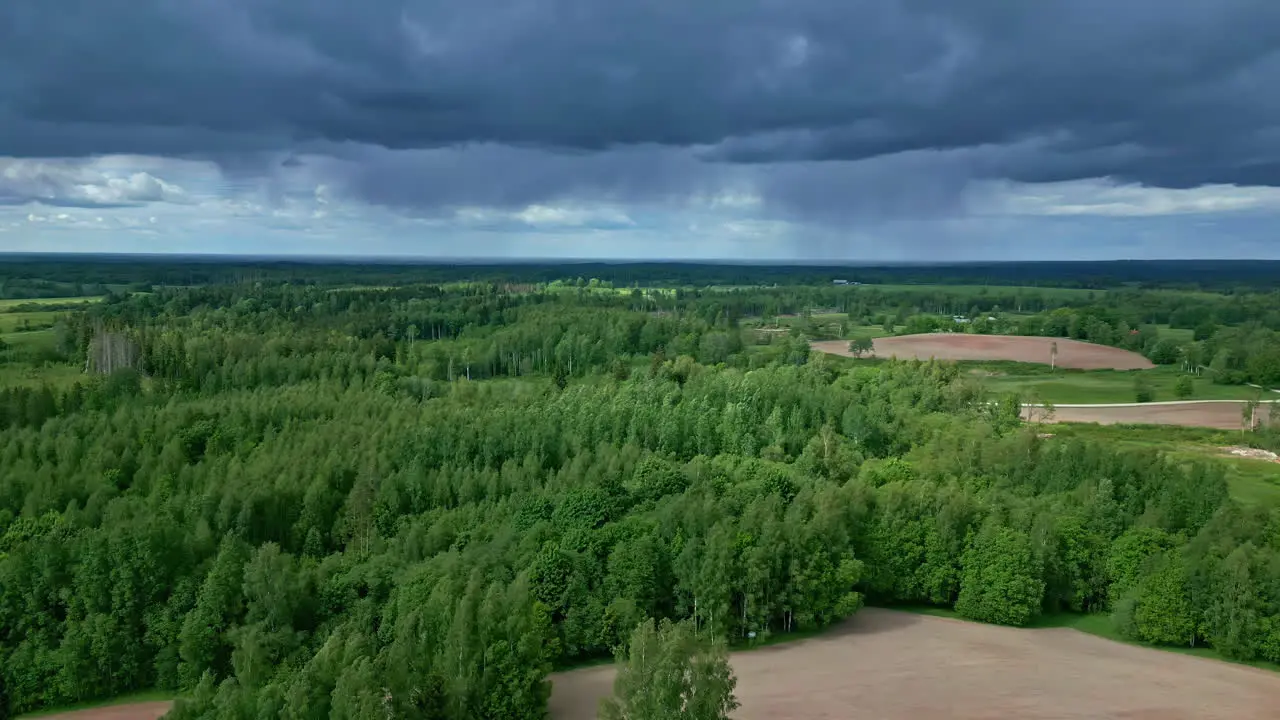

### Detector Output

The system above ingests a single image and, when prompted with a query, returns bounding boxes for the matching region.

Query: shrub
[1134,377,1155,403]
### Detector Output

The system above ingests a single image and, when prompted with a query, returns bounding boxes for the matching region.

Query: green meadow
[980,366,1264,404]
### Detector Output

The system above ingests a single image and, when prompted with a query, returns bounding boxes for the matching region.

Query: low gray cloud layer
[3,0,1280,256]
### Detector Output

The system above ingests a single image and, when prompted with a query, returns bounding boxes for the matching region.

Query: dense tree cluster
[2,281,1280,719]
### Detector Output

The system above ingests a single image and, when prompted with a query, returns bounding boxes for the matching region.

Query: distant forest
[5,255,1280,297]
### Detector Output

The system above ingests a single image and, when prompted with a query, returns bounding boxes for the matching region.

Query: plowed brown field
[813,334,1154,370]
[1026,401,1275,430]
[548,609,1280,720]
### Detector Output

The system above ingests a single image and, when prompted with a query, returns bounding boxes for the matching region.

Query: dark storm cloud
[315,144,725,212]
[296,143,973,225]
[4,0,1280,192]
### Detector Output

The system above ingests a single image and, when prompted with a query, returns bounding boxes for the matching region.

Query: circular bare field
[548,609,1280,720]
[812,334,1154,370]
[25,702,172,720]
[1026,401,1276,430]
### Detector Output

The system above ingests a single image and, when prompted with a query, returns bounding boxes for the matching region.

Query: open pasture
[0,296,100,310]
[0,309,65,333]
[982,366,1261,404]
[0,362,84,389]
[857,283,1103,301]
[549,608,1280,720]
[1,328,56,349]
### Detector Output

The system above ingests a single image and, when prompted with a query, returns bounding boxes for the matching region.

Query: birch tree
[599,619,738,720]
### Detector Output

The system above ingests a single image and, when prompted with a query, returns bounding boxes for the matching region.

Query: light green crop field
[0,296,101,310]
[856,283,1104,301]
[0,310,65,333]
[0,362,84,389]
[1154,324,1195,343]
[843,323,897,338]
[980,366,1263,404]
[1,328,56,348]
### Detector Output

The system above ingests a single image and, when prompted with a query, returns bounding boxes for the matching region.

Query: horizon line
[3,252,1278,267]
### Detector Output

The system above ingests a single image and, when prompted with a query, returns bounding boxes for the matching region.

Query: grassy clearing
[1043,424,1280,506]
[15,690,175,719]
[0,310,65,333]
[845,324,896,339]
[796,319,898,339]
[892,605,1280,673]
[1155,324,1196,343]
[807,315,899,338]
[981,366,1262,404]
[1218,458,1280,507]
[0,363,84,389]
[0,296,100,310]
[962,359,1088,376]
[1046,423,1238,446]
[859,283,1103,301]
[744,312,900,340]
[1,328,57,349]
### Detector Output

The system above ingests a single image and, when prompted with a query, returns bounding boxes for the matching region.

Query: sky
[3,1,1280,261]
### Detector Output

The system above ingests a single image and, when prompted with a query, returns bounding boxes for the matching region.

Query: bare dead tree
[1242,396,1260,438]
[86,325,141,375]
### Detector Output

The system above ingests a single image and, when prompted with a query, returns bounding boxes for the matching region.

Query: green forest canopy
[1,272,1280,719]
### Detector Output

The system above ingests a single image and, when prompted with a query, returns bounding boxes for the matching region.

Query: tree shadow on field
[834,607,924,637]
[749,608,923,656]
